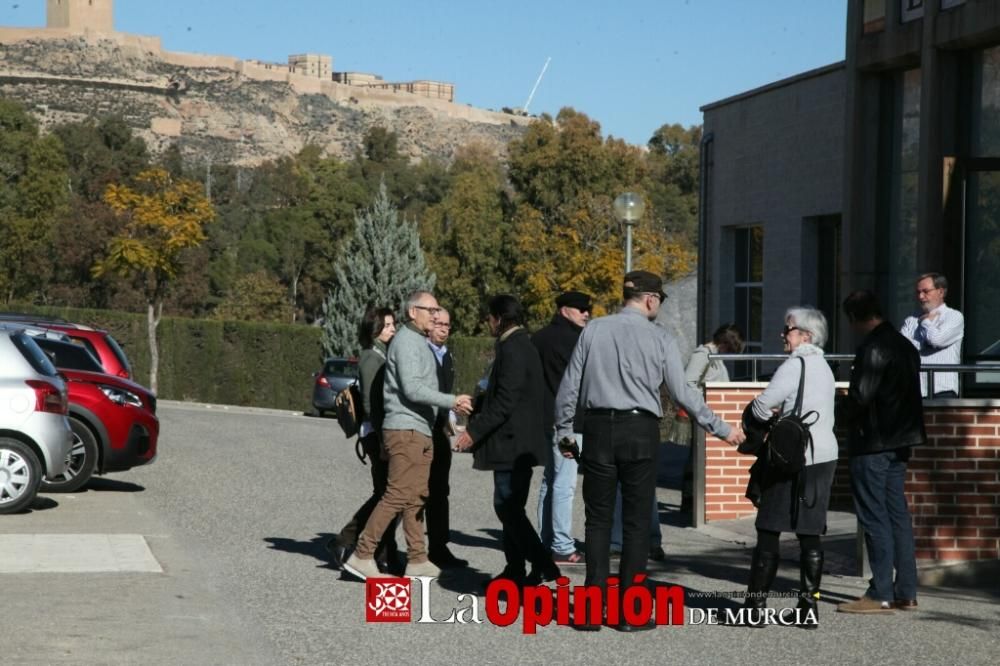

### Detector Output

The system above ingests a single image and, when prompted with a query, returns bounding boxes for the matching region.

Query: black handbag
[764,357,818,476]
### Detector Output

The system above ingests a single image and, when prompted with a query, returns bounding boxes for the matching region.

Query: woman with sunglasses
[734,307,837,628]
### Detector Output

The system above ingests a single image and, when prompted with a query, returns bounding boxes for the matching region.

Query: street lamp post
[613,192,646,272]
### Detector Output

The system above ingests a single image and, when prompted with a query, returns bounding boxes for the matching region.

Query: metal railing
[708,353,998,396]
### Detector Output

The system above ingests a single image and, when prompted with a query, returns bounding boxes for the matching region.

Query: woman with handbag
[735,307,837,628]
[328,306,401,573]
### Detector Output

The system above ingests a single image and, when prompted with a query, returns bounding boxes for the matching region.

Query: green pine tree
[322,180,436,357]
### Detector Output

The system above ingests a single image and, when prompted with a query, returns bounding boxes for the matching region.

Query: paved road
[1,402,997,665]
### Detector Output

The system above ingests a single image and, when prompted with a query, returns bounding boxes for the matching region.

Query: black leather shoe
[482,568,526,594]
[324,538,347,568]
[649,546,667,562]
[525,563,561,585]
[429,550,469,569]
[613,620,657,632]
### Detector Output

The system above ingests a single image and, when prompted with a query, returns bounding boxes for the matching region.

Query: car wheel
[0,437,42,514]
[40,418,98,493]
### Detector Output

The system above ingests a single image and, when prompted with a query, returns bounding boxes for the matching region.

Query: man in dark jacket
[837,290,926,614]
[533,291,591,565]
[426,309,467,569]
[454,295,559,588]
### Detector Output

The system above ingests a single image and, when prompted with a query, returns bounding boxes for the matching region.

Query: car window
[73,337,101,362]
[323,360,359,377]
[10,332,60,377]
[34,338,104,372]
[104,334,133,376]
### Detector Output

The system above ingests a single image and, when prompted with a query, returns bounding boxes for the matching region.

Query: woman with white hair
[733,306,838,628]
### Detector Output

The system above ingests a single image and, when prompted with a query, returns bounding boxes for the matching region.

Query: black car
[312,357,360,416]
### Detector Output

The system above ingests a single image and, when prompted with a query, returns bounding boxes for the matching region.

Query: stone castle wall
[0,33,530,165]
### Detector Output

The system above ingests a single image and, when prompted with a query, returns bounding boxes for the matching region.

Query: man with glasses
[344,291,473,581]
[900,273,964,398]
[425,309,467,569]
[554,271,745,631]
[534,290,593,567]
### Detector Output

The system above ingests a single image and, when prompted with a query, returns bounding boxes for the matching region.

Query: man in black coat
[837,290,926,614]
[533,291,591,565]
[426,309,467,569]
[454,295,559,587]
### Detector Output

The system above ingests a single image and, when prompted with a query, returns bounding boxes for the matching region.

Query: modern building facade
[700,0,999,389]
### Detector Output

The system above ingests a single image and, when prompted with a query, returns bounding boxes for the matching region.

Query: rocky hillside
[0,36,528,165]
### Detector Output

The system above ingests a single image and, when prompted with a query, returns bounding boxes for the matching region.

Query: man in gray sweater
[344,291,472,580]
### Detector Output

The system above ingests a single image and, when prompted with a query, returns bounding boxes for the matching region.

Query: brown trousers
[354,429,433,563]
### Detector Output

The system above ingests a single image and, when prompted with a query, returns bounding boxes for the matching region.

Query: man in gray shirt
[554,270,744,631]
[344,291,472,581]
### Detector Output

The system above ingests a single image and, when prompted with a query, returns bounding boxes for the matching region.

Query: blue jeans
[850,449,918,602]
[611,487,662,550]
[538,433,581,556]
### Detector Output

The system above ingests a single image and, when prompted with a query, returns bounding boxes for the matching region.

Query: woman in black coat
[454,295,559,587]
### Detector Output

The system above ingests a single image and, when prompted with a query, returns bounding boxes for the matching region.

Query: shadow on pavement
[84,478,146,493]
[21,496,59,512]
[449,528,504,552]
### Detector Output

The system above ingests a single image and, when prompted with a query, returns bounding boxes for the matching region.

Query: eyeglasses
[916,287,941,296]
[413,305,442,315]
[644,292,665,303]
[781,325,801,337]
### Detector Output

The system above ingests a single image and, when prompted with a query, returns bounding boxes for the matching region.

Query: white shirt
[900,303,964,397]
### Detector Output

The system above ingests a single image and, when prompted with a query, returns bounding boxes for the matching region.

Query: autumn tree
[420,143,513,335]
[322,181,435,357]
[644,123,702,243]
[507,108,694,324]
[94,168,215,393]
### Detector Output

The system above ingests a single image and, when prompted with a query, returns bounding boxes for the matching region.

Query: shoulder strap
[793,356,806,417]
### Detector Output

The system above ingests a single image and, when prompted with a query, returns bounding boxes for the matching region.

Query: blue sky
[1,1,847,145]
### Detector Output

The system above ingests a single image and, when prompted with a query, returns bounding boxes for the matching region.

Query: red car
[42,324,134,380]
[0,315,134,379]
[33,337,157,492]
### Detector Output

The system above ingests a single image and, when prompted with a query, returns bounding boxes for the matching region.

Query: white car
[0,330,73,514]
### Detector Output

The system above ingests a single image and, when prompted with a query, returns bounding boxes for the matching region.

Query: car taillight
[118,369,131,379]
[316,375,331,388]
[26,380,68,415]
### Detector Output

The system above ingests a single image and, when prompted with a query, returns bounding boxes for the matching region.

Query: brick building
[696,0,1000,574]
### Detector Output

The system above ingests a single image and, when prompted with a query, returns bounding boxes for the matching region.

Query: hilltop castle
[5,0,456,102]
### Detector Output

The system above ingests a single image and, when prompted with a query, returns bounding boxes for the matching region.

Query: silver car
[0,330,73,514]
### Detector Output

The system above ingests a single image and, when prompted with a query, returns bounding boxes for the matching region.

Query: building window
[863,0,886,33]
[878,68,921,326]
[900,0,924,23]
[734,226,764,354]
[964,46,1000,381]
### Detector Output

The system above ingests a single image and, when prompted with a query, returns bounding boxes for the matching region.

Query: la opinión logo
[365,577,412,623]
[365,575,685,633]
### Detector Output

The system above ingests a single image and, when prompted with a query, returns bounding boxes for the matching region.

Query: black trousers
[426,426,453,555]
[337,433,399,560]
[493,455,551,574]
[581,411,659,602]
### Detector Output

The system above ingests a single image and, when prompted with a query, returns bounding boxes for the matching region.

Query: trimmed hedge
[9,304,495,411]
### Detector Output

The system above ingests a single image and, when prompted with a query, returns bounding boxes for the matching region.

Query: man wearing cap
[533,290,592,566]
[555,271,745,631]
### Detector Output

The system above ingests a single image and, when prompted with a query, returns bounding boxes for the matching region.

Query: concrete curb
[157,399,309,419]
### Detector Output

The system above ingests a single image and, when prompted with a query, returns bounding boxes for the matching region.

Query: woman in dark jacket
[454,295,559,586]
[328,306,399,572]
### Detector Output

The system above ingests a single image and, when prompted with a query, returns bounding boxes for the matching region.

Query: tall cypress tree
[322,180,435,357]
